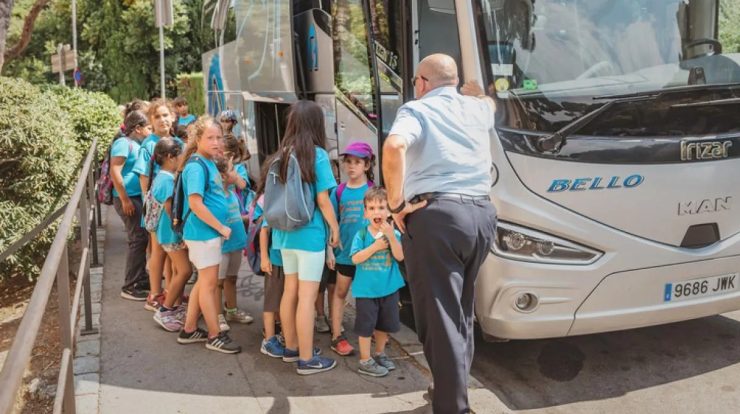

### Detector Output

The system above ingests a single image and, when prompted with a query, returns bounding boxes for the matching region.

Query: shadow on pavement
[471,314,740,410]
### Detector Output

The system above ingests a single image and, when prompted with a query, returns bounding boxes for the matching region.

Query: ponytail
[365,156,376,183]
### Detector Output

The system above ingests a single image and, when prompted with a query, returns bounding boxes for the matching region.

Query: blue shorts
[280,249,325,282]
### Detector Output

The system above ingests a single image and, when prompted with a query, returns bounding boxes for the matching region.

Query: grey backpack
[263,152,315,231]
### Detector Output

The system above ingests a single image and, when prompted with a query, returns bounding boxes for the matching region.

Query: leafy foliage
[720,0,740,54]
[43,84,120,155]
[0,76,78,279]
[0,77,119,280]
[176,72,205,116]
[3,0,213,102]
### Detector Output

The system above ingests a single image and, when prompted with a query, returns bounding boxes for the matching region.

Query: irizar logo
[547,175,644,192]
[678,196,731,216]
[680,140,732,161]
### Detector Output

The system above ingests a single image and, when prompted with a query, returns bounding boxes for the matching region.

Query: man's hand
[461,80,485,97]
[120,196,135,216]
[391,200,427,233]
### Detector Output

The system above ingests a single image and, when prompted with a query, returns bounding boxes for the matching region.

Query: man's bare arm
[382,135,407,210]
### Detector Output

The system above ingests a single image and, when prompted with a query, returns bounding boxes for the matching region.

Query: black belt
[411,192,490,203]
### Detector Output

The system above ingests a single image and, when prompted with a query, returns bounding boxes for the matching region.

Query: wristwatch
[390,200,406,214]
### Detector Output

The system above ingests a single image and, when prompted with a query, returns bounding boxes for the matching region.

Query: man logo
[680,140,732,161]
[678,196,732,216]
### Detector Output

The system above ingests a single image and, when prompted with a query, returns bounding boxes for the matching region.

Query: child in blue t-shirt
[132,100,183,313]
[174,96,196,126]
[176,116,241,355]
[214,157,252,332]
[350,187,405,378]
[327,141,375,357]
[148,139,191,333]
[259,216,287,358]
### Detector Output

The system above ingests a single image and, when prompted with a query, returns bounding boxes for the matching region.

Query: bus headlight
[492,222,603,265]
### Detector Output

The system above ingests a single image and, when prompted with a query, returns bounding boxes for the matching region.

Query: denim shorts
[280,249,325,282]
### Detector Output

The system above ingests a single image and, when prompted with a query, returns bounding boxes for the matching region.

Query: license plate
[664,273,738,302]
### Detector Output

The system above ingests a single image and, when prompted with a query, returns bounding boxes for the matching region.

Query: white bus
[202,0,740,340]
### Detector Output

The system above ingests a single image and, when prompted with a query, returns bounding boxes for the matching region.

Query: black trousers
[403,196,496,414]
[113,195,149,291]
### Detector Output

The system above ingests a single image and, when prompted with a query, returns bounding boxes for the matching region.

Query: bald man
[383,54,497,413]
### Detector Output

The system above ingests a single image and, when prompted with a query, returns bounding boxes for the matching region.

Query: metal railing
[0,139,100,414]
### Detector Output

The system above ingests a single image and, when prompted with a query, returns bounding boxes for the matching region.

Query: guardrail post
[95,148,103,227]
[89,166,100,267]
[80,176,98,336]
[55,244,76,414]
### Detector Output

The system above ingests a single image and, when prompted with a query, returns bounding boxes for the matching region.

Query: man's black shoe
[120,288,148,301]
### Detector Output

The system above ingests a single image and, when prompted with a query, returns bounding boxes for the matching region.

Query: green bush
[0,77,81,280]
[43,85,121,157]
[176,72,205,116]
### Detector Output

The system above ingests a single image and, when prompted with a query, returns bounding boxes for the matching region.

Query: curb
[73,205,106,414]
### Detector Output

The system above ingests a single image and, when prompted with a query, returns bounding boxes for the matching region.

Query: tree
[720,0,740,54]
[0,0,15,71]
[3,0,50,67]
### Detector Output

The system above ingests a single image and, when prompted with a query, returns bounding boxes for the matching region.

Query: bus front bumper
[475,253,740,340]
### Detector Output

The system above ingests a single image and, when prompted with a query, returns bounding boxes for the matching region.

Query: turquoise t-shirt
[110,137,141,197]
[133,134,184,178]
[222,189,248,253]
[260,218,283,266]
[182,155,229,241]
[151,171,181,245]
[350,227,405,298]
[330,183,369,265]
[272,147,337,252]
[235,163,249,184]
[178,114,196,126]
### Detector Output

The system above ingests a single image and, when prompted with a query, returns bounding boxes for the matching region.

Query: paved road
[99,208,443,414]
[98,209,740,413]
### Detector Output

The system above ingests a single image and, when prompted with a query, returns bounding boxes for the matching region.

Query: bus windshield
[476,0,740,100]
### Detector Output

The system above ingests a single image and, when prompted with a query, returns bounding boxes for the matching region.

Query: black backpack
[172,155,210,237]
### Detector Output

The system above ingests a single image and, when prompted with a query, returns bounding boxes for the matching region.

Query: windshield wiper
[671,97,740,108]
[536,95,653,152]
[594,82,740,101]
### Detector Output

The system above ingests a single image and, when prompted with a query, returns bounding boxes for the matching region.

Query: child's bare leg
[163,256,172,291]
[263,312,276,339]
[314,289,325,317]
[358,336,373,361]
[183,283,201,332]
[148,233,165,295]
[224,276,237,309]
[280,275,299,350]
[163,250,190,309]
[331,275,351,339]
[374,331,389,355]
[327,283,336,317]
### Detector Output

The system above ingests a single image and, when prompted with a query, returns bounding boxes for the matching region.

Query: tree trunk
[0,0,15,73]
[2,0,50,69]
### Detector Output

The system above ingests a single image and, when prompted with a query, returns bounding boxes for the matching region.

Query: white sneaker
[218,314,231,332]
[225,309,254,324]
[315,315,330,333]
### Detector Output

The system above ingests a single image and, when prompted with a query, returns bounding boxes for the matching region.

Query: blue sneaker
[296,355,337,375]
[282,346,322,363]
[260,336,285,358]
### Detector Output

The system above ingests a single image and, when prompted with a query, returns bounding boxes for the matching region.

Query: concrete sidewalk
[96,206,446,414]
